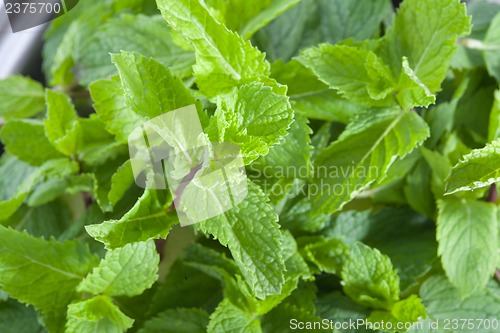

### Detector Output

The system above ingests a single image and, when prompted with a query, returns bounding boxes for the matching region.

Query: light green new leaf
[111,51,202,119]
[0,226,99,313]
[298,44,395,105]
[396,57,436,110]
[44,90,82,156]
[137,308,209,333]
[93,159,134,212]
[436,198,497,297]
[341,242,400,310]
[78,241,159,297]
[484,13,500,82]
[207,82,293,164]
[86,190,178,249]
[380,0,471,93]
[199,181,285,300]
[312,109,430,215]
[66,296,133,333]
[369,295,427,332]
[300,237,348,275]
[488,90,500,142]
[207,299,261,333]
[0,119,64,166]
[157,0,271,97]
[445,139,500,194]
[0,76,45,118]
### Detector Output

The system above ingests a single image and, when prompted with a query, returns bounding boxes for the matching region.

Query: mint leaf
[207,82,293,164]
[436,198,497,297]
[66,295,134,333]
[157,0,271,97]
[111,51,202,119]
[341,242,400,310]
[312,109,430,215]
[380,0,471,93]
[0,119,64,165]
[489,90,500,141]
[199,181,285,299]
[207,299,261,333]
[86,190,178,249]
[0,300,42,333]
[0,76,45,118]
[77,240,159,297]
[0,226,98,313]
[138,308,209,333]
[445,139,500,194]
[44,90,82,156]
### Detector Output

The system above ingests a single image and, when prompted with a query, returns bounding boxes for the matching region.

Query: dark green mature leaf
[199,181,285,300]
[207,299,261,333]
[0,76,45,118]
[138,308,209,333]
[483,13,500,82]
[0,226,99,313]
[312,109,429,215]
[157,0,271,97]
[0,299,43,333]
[436,198,497,297]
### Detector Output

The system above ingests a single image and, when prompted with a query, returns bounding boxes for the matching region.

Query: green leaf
[445,139,500,194]
[138,308,209,333]
[298,44,395,105]
[0,226,98,313]
[312,109,430,215]
[86,190,178,249]
[396,57,436,110]
[66,295,134,333]
[0,119,65,165]
[207,299,261,333]
[0,299,43,333]
[436,197,497,297]
[419,275,500,332]
[90,76,140,144]
[341,242,400,310]
[199,181,285,300]
[0,76,45,118]
[111,51,202,120]
[93,159,134,212]
[157,0,271,97]
[369,295,427,332]
[76,14,195,86]
[379,0,471,94]
[300,237,348,275]
[484,13,500,82]
[44,90,82,156]
[316,291,370,333]
[77,240,159,297]
[207,82,293,164]
[488,90,500,141]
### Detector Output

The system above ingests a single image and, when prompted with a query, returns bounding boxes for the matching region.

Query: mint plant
[0,0,499,332]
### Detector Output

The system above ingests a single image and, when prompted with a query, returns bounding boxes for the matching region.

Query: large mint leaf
[44,90,81,156]
[436,198,497,297]
[198,181,285,300]
[66,295,134,333]
[86,190,178,249]
[0,76,45,119]
[157,0,271,97]
[341,242,400,310]
[379,0,471,94]
[207,82,293,164]
[298,44,395,105]
[445,139,500,194]
[0,119,64,165]
[0,226,98,313]
[312,109,430,215]
[77,241,159,297]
